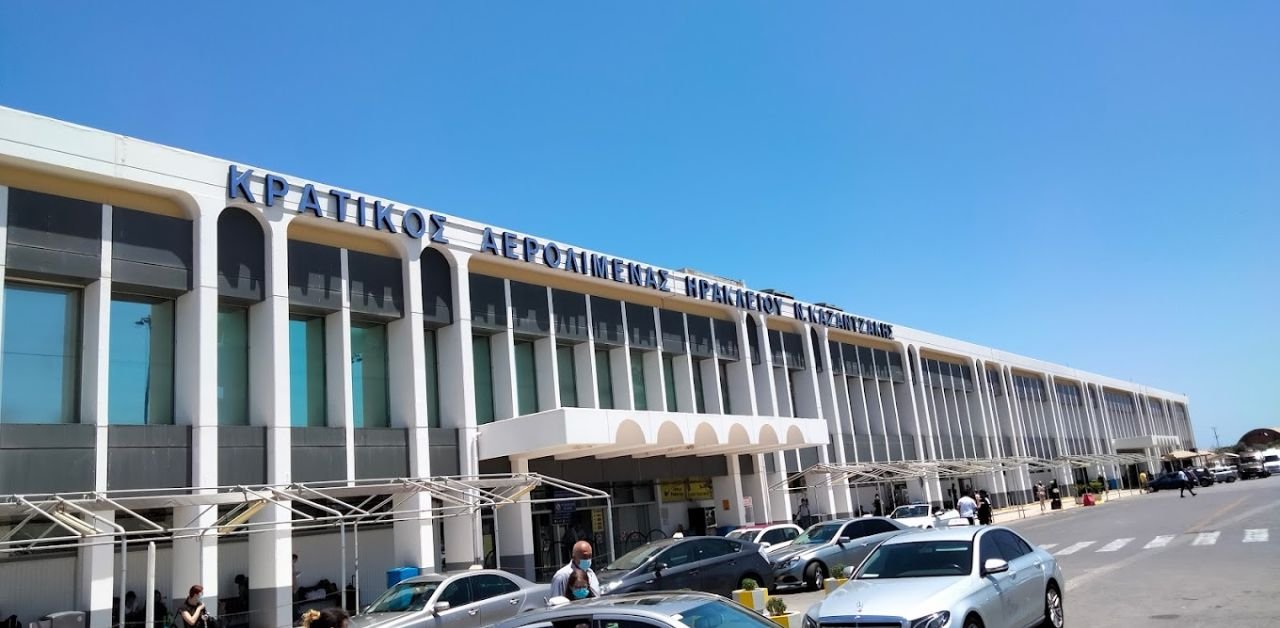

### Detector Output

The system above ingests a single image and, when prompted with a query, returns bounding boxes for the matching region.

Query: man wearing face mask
[550,540,600,599]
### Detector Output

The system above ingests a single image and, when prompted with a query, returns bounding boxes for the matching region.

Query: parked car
[1263,451,1280,477]
[725,523,803,552]
[889,503,960,529]
[493,591,778,628]
[596,535,773,597]
[1190,467,1216,487]
[768,517,913,591]
[1238,453,1272,479]
[804,526,1066,628]
[1148,472,1190,492]
[1208,465,1239,483]
[349,569,548,628]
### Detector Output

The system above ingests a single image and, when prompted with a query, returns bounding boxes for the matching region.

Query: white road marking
[1143,535,1175,549]
[1055,541,1094,555]
[1192,531,1220,546]
[1039,543,1059,551]
[1097,538,1133,552]
[1244,529,1268,543]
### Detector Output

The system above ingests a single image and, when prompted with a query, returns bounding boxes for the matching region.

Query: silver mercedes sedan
[802,526,1065,628]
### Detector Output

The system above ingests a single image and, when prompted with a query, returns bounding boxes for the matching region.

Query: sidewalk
[990,488,1145,524]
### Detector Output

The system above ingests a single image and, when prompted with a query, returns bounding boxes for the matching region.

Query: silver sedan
[350,569,549,628]
[803,526,1065,628]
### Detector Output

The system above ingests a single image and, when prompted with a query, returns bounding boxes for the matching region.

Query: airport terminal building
[0,107,1194,626]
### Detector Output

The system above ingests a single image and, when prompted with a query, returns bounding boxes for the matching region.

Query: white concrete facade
[0,107,1193,625]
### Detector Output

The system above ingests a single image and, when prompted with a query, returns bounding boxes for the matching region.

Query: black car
[596,536,773,597]
[1149,471,1210,492]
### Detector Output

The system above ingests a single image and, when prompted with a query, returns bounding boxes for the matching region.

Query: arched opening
[614,419,646,447]
[215,208,265,430]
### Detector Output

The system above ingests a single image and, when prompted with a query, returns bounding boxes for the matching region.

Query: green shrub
[741,578,758,591]
[766,597,788,616]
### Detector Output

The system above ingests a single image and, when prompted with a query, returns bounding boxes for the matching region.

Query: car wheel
[964,617,983,628]
[804,562,827,591]
[1041,584,1064,627]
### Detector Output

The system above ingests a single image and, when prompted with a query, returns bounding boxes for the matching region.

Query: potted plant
[823,563,849,593]
[766,596,800,627]
[733,577,767,613]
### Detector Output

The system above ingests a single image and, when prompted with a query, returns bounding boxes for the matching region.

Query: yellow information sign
[660,480,687,502]
[591,509,604,533]
[687,479,713,500]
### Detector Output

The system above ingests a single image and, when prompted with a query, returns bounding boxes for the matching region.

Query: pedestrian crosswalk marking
[1192,532,1220,546]
[1144,535,1175,549]
[1055,541,1094,555]
[1039,543,1058,551]
[1244,529,1268,543]
[1097,538,1133,552]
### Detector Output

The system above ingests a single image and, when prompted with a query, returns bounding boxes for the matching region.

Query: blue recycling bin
[1108,479,1118,490]
[387,566,420,589]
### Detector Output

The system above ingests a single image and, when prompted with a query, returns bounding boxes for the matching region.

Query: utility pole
[1212,426,1221,450]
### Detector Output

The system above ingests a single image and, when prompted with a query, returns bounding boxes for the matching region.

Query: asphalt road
[775,477,1280,626]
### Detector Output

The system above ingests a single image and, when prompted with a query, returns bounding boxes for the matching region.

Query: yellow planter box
[733,588,767,612]
[768,612,801,627]
[823,577,849,594]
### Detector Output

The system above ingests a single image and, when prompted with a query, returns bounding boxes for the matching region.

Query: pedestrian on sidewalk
[793,498,811,528]
[1035,482,1047,512]
[1139,470,1148,492]
[873,494,883,517]
[1179,469,1197,498]
[977,490,993,525]
[957,491,977,525]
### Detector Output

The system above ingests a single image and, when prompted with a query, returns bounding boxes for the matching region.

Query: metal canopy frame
[1053,453,1150,469]
[1,472,612,555]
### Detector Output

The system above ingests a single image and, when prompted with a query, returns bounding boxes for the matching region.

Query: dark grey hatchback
[596,536,773,597]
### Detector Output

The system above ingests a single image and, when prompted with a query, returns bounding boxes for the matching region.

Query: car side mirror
[982,559,1009,576]
[759,542,772,549]
[842,566,855,579]
[432,602,451,615]
[838,536,852,546]
[653,562,668,576]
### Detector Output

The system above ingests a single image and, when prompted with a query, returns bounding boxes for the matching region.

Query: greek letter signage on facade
[226,165,448,243]
[226,163,892,340]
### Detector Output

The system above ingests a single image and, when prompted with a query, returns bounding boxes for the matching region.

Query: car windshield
[673,600,777,627]
[1265,455,1280,463]
[856,541,974,579]
[605,542,671,571]
[365,580,440,613]
[794,523,842,545]
[891,505,930,519]
[726,529,756,541]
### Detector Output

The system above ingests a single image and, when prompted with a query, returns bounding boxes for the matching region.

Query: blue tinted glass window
[1,283,80,423]
[473,335,495,424]
[557,345,578,408]
[515,340,538,415]
[108,297,175,425]
[630,353,647,411]
[217,305,249,426]
[289,316,327,427]
[352,323,390,428]
[424,329,440,427]
[595,348,613,410]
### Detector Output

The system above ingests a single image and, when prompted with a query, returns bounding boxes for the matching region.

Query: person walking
[550,540,600,599]
[872,494,883,517]
[957,491,978,525]
[1179,468,1197,498]
[793,498,811,528]
[178,586,212,628]
[1139,470,1148,492]
[977,490,993,525]
[1035,482,1047,512]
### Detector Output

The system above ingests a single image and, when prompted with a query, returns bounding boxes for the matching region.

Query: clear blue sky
[1,2,1275,447]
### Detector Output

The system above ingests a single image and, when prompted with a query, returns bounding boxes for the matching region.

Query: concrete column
[437,250,481,569]
[84,204,112,491]
[791,326,822,420]
[609,346,633,410]
[742,455,768,525]
[642,349,665,411]
[325,305,355,473]
[749,315,778,416]
[248,215,292,628]
[535,336,559,411]
[78,511,115,628]
[390,245,437,571]
[0,187,6,390]
[725,312,758,416]
[172,203,220,603]
[573,341,598,408]
[711,455,747,526]
[700,357,723,414]
[766,451,792,524]
[496,457,536,579]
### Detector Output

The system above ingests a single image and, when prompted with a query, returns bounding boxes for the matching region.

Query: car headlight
[910,611,950,628]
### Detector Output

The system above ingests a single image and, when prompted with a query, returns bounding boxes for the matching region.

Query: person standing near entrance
[957,491,978,525]
[872,494,883,517]
[1035,482,1047,512]
[793,498,811,528]
[551,540,600,599]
